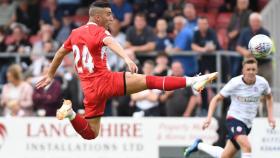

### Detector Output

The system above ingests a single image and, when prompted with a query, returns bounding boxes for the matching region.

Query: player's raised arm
[103,36,138,73]
[36,47,70,89]
[202,93,224,130]
[265,93,276,129]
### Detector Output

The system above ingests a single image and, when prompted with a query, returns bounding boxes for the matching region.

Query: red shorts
[80,72,125,118]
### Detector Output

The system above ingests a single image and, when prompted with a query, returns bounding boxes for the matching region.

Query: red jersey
[62,22,125,118]
[63,22,111,80]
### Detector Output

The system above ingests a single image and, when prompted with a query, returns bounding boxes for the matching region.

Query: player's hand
[268,117,276,129]
[125,57,138,74]
[35,75,53,89]
[202,117,211,130]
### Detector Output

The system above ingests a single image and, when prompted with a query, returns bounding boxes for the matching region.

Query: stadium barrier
[0,117,279,158]
[0,51,279,116]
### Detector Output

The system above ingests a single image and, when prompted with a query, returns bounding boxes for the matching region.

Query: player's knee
[80,127,99,140]
[239,141,251,152]
[240,144,251,153]
[81,131,98,140]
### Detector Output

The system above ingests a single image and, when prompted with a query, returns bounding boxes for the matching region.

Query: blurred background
[0,0,279,158]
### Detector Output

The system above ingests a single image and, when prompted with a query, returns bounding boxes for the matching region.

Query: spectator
[40,0,64,33]
[107,19,126,72]
[55,10,77,44]
[192,16,221,74]
[228,0,251,77]
[125,13,156,54]
[0,64,33,117]
[183,3,198,30]
[166,15,198,76]
[32,64,62,116]
[57,0,81,15]
[131,60,161,117]
[0,0,15,29]
[0,27,7,51]
[162,61,198,116]
[192,17,221,116]
[155,18,172,51]
[32,24,59,55]
[143,0,167,27]
[163,0,183,21]
[110,0,133,30]
[236,12,272,84]
[13,0,40,34]
[6,24,31,54]
[154,52,170,76]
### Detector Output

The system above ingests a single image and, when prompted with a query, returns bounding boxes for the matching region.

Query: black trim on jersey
[123,72,127,95]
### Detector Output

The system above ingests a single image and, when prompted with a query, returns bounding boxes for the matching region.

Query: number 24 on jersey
[72,45,94,73]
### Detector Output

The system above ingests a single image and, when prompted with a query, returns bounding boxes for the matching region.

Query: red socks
[146,76,186,91]
[70,114,96,140]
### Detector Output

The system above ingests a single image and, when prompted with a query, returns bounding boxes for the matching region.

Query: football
[248,34,273,58]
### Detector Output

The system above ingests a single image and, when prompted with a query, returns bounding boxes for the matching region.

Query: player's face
[99,8,114,29]
[242,63,258,84]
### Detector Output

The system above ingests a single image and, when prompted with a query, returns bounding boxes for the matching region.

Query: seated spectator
[107,19,126,71]
[13,0,40,34]
[161,61,198,117]
[6,24,31,54]
[236,12,272,84]
[125,13,156,54]
[154,52,170,76]
[166,15,198,76]
[110,0,133,30]
[0,0,15,29]
[131,60,161,117]
[40,0,64,32]
[228,0,251,77]
[155,18,172,51]
[0,64,33,117]
[32,64,62,116]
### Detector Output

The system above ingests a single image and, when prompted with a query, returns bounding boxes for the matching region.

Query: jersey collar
[87,22,97,25]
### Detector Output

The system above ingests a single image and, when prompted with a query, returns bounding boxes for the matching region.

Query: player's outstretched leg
[184,138,202,157]
[57,100,97,140]
[146,72,218,92]
[126,72,218,94]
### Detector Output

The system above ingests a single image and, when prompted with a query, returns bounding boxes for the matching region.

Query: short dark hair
[90,0,110,8]
[144,60,155,66]
[135,12,147,21]
[198,16,208,21]
[242,57,258,66]
[156,52,169,58]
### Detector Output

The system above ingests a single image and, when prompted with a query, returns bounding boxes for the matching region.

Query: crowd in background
[0,0,272,118]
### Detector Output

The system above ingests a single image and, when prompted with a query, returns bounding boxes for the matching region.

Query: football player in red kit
[36,0,218,140]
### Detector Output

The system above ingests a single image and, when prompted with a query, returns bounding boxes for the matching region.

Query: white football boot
[56,99,74,120]
[188,72,218,93]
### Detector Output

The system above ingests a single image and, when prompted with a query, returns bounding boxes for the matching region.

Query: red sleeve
[63,33,72,51]
[98,27,111,44]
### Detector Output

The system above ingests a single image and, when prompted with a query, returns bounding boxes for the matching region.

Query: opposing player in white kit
[184,58,276,158]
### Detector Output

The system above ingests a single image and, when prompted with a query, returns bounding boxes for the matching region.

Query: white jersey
[220,75,271,127]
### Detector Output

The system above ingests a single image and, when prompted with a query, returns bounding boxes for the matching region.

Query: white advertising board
[0,117,218,158]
